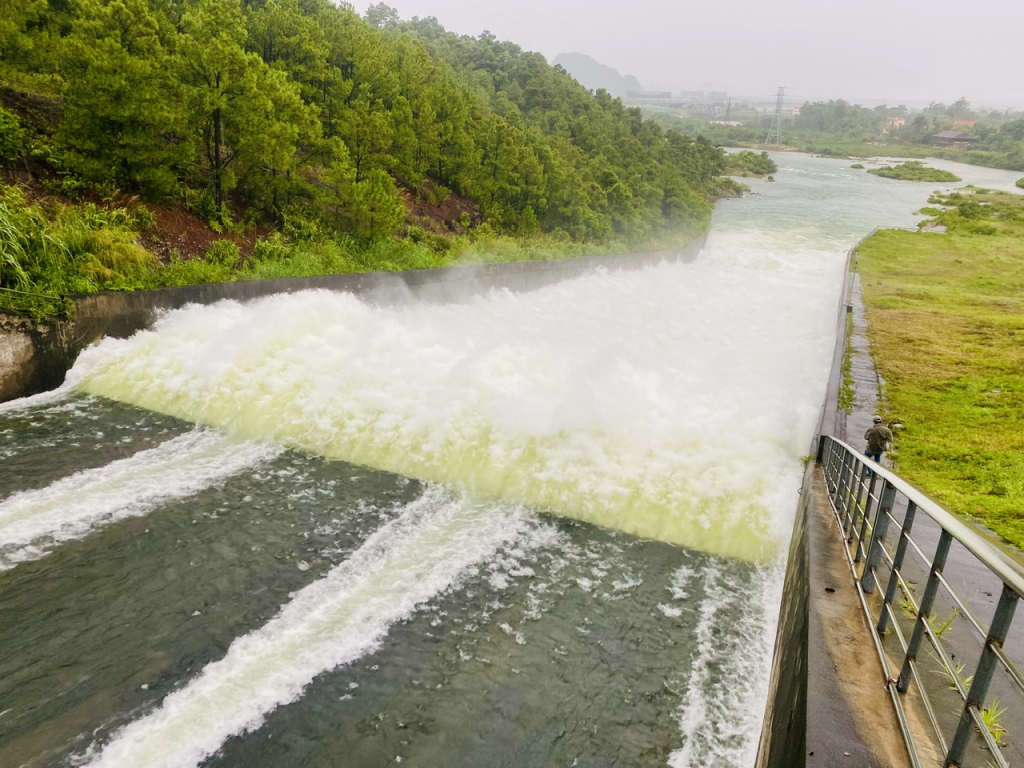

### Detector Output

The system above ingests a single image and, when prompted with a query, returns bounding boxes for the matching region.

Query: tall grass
[0,186,156,301]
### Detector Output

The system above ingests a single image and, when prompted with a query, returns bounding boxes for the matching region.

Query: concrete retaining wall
[0,236,706,403]
[755,238,858,768]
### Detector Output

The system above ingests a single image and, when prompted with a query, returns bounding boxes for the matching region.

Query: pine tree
[59,0,187,197]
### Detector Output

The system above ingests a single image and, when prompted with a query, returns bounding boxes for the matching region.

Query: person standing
[864,416,893,463]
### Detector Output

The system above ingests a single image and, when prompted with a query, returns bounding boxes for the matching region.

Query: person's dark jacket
[864,424,893,453]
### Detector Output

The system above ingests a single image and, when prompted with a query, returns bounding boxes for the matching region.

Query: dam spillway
[3,153,1018,768]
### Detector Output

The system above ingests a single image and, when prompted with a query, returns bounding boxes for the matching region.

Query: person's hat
[873,416,883,424]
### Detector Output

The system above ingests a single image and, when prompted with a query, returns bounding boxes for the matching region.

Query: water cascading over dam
[6,153,1009,768]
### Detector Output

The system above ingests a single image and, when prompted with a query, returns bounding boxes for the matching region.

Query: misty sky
[355,0,1024,107]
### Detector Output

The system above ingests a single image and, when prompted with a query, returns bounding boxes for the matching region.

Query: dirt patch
[401,179,481,235]
[140,203,264,263]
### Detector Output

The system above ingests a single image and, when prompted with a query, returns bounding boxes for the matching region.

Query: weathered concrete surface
[0,314,72,402]
[755,462,809,768]
[807,468,916,768]
[0,237,705,403]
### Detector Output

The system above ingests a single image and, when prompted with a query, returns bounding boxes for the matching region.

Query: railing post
[878,501,917,634]
[847,463,869,540]
[944,584,1019,767]
[824,439,838,491]
[835,450,852,511]
[861,480,897,594]
[897,529,953,694]
[853,471,878,560]
[839,452,858,525]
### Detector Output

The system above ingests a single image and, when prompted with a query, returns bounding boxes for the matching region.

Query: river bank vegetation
[722,150,778,177]
[866,161,961,182]
[0,0,728,318]
[858,188,1024,548]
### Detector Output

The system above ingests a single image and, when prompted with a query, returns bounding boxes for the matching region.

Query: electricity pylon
[764,87,785,146]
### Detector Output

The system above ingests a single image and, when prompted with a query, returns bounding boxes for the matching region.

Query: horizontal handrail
[0,285,62,299]
[824,435,1024,600]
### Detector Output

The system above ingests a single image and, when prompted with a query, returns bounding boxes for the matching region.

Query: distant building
[953,120,977,129]
[626,90,672,100]
[882,116,905,135]
[710,120,744,126]
[930,130,976,147]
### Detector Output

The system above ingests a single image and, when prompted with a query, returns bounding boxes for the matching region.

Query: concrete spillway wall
[755,234,876,768]
[0,237,706,403]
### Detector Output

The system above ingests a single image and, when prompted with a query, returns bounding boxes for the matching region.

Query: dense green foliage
[867,162,961,182]
[0,0,722,252]
[0,183,693,318]
[1017,178,1024,189]
[722,150,777,177]
[858,189,1024,547]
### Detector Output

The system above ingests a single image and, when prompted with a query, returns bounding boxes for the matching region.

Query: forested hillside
[0,0,723,305]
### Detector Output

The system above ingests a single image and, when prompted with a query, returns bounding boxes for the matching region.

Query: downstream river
[2,154,1020,768]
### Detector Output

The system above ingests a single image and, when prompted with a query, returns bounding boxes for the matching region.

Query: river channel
[2,153,1021,768]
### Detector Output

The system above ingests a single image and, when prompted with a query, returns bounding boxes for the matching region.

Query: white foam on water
[80,485,545,768]
[668,560,782,767]
[0,383,72,414]
[70,239,845,562]
[0,429,281,569]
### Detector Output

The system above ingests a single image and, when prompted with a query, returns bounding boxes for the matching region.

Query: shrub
[0,107,25,166]
[1017,178,1024,189]
[129,205,157,232]
[206,239,241,267]
[252,233,289,262]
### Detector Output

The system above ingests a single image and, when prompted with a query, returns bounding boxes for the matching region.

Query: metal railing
[0,286,68,318]
[820,435,1024,768]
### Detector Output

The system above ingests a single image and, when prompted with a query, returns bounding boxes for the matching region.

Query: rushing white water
[70,242,842,563]
[668,560,782,767]
[81,485,550,768]
[0,429,280,569]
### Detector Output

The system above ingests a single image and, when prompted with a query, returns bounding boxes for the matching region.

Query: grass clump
[857,188,1024,548]
[838,310,856,413]
[867,161,961,182]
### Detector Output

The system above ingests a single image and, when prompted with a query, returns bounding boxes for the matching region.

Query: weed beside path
[858,192,1024,548]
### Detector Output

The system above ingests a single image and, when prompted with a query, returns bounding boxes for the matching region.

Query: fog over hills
[552,52,643,98]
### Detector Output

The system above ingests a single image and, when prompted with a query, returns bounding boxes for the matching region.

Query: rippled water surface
[3,153,1021,768]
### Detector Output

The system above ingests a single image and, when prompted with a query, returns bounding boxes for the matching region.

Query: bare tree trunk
[213,106,224,221]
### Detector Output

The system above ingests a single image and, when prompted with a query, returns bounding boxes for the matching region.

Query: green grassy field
[858,190,1024,548]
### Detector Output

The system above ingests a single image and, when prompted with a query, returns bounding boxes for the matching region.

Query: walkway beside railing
[820,435,1024,768]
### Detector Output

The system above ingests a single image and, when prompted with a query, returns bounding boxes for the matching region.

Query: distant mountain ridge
[552,52,643,98]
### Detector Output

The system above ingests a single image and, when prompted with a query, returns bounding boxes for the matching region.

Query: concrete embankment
[757,233,914,768]
[0,237,706,403]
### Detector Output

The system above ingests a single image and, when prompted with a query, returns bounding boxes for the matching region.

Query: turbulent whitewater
[71,245,840,562]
